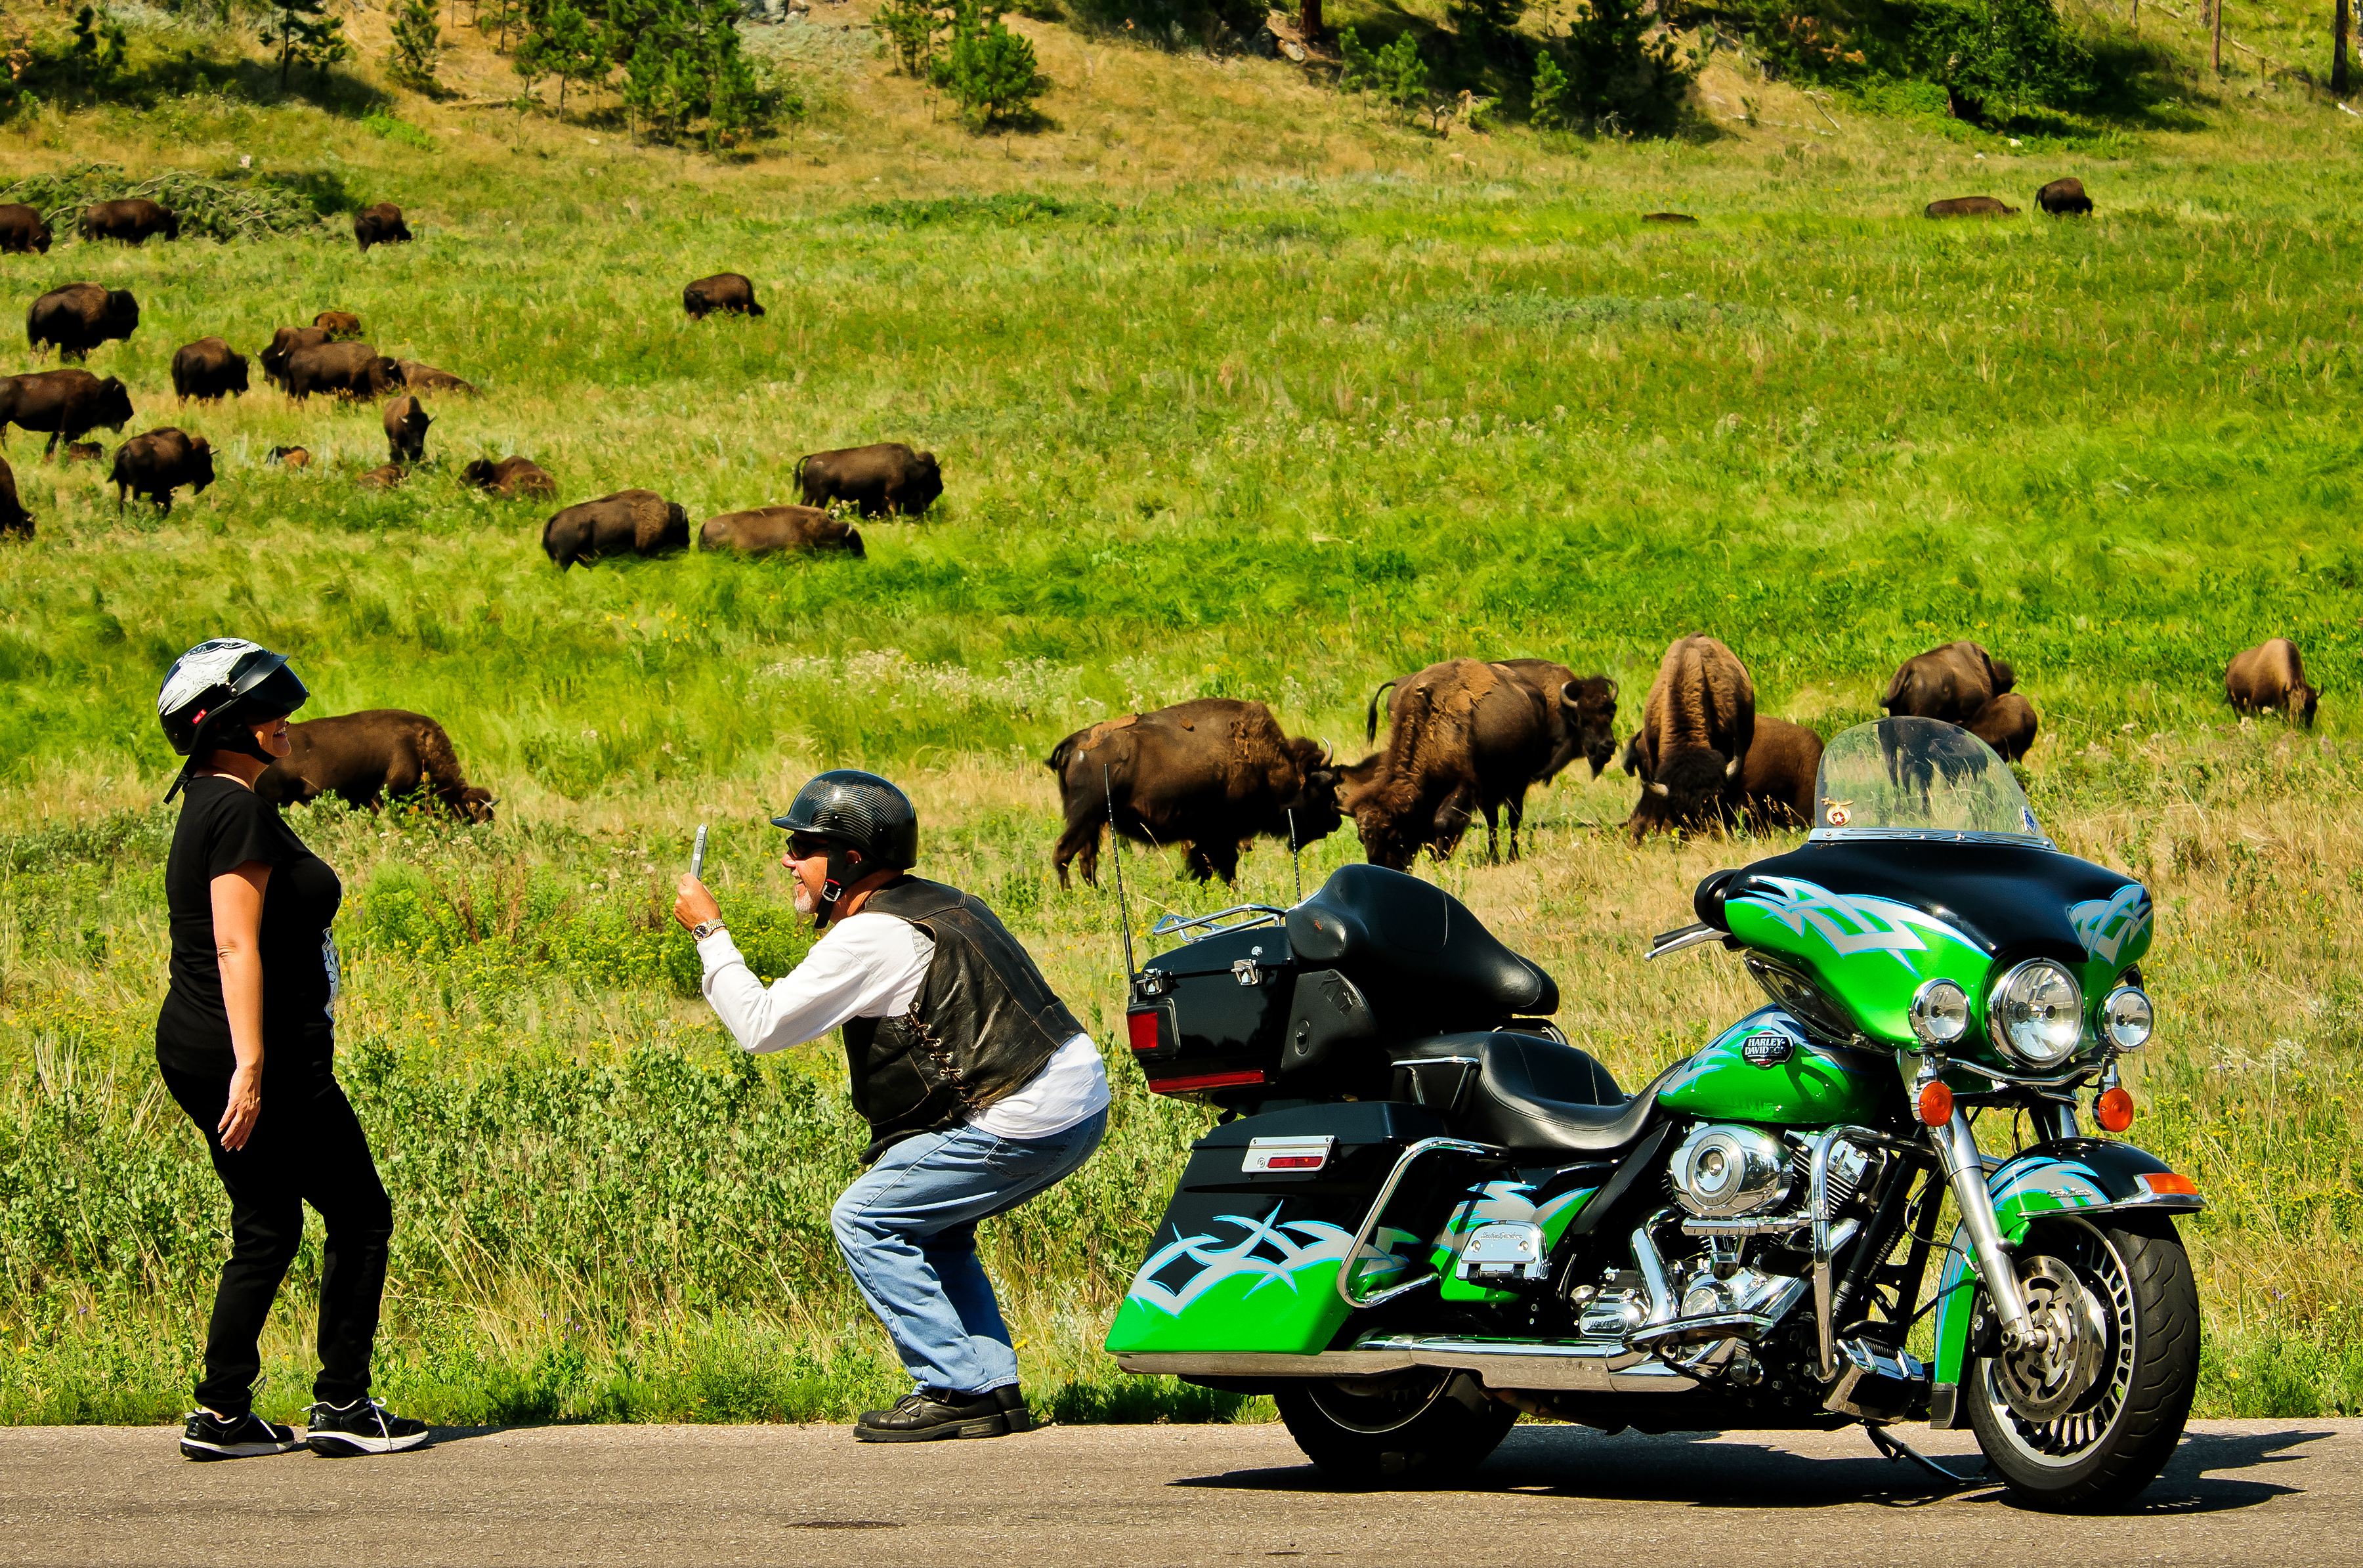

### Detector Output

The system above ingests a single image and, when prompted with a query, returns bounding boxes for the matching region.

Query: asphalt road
[5,1417,2351,1567]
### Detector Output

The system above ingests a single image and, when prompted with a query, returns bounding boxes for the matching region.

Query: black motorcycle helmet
[156,637,309,801]
[772,769,918,923]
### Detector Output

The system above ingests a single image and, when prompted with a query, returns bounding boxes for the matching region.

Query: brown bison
[1350,658,1556,868]
[460,456,557,498]
[1730,717,1822,832]
[0,455,30,539]
[79,198,179,244]
[313,310,364,340]
[285,342,406,401]
[170,338,251,403]
[395,360,477,395]
[1047,698,1342,887]
[1966,692,2039,761]
[698,505,865,559]
[352,203,412,253]
[27,284,138,361]
[1926,196,2019,219]
[267,445,311,469]
[1882,639,2016,724]
[110,429,215,516]
[261,326,333,390]
[383,394,431,465]
[2225,637,2319,727]
[1367,658,1619,786]
[0,369,134,459]
[2036,177,2093,216]
[683,273,765,319]
[0,203,52,255]
[357,465,405,490]
[257,710,494,824]
[797,443,943,518]
[542,490,691,569]
[1626,634,1755,841]
[64,440,102,462]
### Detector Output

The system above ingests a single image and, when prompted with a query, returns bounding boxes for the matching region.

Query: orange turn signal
[1916,1080,1954,1126]
[2137,1171,2198,1197]
[2096,1086,2136,1132]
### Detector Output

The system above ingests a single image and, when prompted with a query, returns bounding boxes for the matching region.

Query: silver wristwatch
[690,918,727,942]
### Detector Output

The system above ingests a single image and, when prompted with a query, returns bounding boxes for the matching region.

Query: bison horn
[1320,737,1336,765]
[1725,755,1742,777]
[1646,780,1671,797]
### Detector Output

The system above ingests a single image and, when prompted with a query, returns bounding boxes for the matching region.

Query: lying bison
[396,360,477,395]
[2225,637,2319,727]
[1926,196,2019,219]
[0,203,52,255]
[460,456,557,498]
[80,199,179,244]
[0,369,134,459]
[1967,692,2039,761]
[1627,633,1755,840]
[683,273,764,319]
[357,465,404,490]
[257,710,494,823]
[28,284,138,361]
[353,203,412,253]
[698,505,864,558]
[261,326,332,390]
[2036,177,2093,216]
[313,310,364,340]
[1,455,30,539]
[1731,716,1822,833]
[285,342,405,401]
[1367,657,1619,786]
[64,440,102,462]
[1048,698,1341,886]
[1351,658,1556,868]
[542,489,690,569]
[171,338,251,403]
[1882,639,2015,724]
[797,442,942,518]
[383,394,431,465]
[111,428,215,516]
[267,445,310,468]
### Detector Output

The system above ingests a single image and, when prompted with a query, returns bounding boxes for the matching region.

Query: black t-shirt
[154,776,344,1078]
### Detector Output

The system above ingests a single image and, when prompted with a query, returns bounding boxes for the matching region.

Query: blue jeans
[829,1108,1107,1395]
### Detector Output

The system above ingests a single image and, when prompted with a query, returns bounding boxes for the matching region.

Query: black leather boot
[994,1384,1035,1433]
[855,1388,1011,1443]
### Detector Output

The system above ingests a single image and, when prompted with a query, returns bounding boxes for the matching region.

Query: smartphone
[690,824,708,880]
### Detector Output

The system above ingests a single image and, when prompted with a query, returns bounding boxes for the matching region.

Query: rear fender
[1926,1137,2203,1429]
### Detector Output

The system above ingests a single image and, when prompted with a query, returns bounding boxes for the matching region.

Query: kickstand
[1865,1423,1991,1487]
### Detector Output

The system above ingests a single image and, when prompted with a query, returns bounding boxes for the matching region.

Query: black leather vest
[840,876,1085,1164]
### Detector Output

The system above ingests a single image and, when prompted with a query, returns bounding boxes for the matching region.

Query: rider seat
[1286,864,1557,1032]
[1460,1032,1672,1155]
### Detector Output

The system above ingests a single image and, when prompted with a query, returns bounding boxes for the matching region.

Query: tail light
[1125,1007,1165,1056]
[1143,1069,1271,1096]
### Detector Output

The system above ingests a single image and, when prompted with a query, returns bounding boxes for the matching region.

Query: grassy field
[3,7,2362,1426]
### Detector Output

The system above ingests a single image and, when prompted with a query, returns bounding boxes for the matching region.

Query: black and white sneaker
[305,1397,431,1456]
[180,1409,302,1462]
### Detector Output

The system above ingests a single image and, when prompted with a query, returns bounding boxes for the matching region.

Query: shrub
[933,3,1050,129]
[1538,0,1699,138]
[1910,0,2093,122]
[387,0,442,93]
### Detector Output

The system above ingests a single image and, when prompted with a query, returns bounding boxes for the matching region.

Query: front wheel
[1967,1214,2199,1510]
[1274,1370,1516,1486]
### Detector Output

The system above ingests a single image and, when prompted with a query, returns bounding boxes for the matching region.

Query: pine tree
[388,0,442,91]
[932,2,1048,127]
[1530,51,1571,129]
[261,0,352,89]
[70,4,129,98]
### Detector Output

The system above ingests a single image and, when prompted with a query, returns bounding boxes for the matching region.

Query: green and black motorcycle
[1107,716,2202,1510]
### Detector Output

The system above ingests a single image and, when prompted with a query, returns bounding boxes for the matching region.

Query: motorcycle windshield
[1808,717,2048,845]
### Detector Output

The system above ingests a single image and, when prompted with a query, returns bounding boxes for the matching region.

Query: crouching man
[672,770,1108,1441]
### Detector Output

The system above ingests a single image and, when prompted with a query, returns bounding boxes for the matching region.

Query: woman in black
[154,638,428,1462]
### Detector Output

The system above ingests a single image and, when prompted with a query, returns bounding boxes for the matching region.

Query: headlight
[1907,979,1970,1048]
[1988,959,2084,1069]
[2101,985,2154,1051]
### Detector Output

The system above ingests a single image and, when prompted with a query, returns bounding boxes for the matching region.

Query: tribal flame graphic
[1125,1206,1416,1319]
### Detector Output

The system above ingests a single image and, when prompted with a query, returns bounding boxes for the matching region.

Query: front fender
[1926,1138,2203,1429]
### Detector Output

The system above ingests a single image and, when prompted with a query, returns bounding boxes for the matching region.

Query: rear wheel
[1274,1370,1516,1486]
[1967,1214,2198,1511]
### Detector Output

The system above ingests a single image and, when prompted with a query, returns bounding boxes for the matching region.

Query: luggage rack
[1149,904,1290,943]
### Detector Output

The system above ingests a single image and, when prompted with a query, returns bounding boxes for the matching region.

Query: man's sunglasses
[785,835,835,860]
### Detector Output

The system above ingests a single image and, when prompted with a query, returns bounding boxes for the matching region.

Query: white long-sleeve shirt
[697,911,1108,1140]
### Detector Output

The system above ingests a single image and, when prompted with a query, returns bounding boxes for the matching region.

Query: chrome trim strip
[1117,1351,1418,1378]
[1352,1333,1702,1393]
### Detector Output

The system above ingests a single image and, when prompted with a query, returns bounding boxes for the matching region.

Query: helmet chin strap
[813,844,864,929]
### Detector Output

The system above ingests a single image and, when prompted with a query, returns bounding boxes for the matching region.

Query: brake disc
[1992,1255,2112,1422]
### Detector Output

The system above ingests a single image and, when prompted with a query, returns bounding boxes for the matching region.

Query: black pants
[161,1063,394,1416]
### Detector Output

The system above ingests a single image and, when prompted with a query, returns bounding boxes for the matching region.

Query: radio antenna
[1287,808,1304,904]
[1104,764,1136,977]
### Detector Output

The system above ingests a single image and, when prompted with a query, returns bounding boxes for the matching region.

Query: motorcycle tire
[1966,1213,2199,1512]
[1274,1370,1516,1487]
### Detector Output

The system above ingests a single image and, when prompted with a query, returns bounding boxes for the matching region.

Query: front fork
[1927,1109,2040,1351]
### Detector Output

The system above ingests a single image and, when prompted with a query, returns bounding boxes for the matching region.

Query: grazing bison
[1350,658,1556,868]
[64,440,102,462]
[26,284,138,361]
[0,203,52,254]
[261,326,333,389]
[541,489,691,569]
[2225,637,2319,727]
[2036,177,2093,216]
[459,456,557,498]
[110,429,215,516]
[1881,639,2016,724]
[1047,698,1341,887]
[1,455,30,538]
[267,445,310,469]
[1626,634,1755,841]
[683,273,765,319]
[1730,716,1823,832]
[352,203,412,252]
[796,442,943,519]
[1925,196,2019,219]
[357,465,404,490]
[257,710,494,824]
[1369,658,1619,786]
[79,199,179,244]
[0,369,134,458]
[1966,692,2039,761]
[383,394,431,465]
[285,342,405,402]
[170,338,251,403]
[395,360,477,395]
[1641,212,1697,224]
[313,310,364,340]
[698,505,865,559]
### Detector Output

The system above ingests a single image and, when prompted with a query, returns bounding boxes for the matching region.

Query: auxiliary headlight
[2101,985,2155,1052]
[1907,979,1970,1049]
[1988,959,2084,1069]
